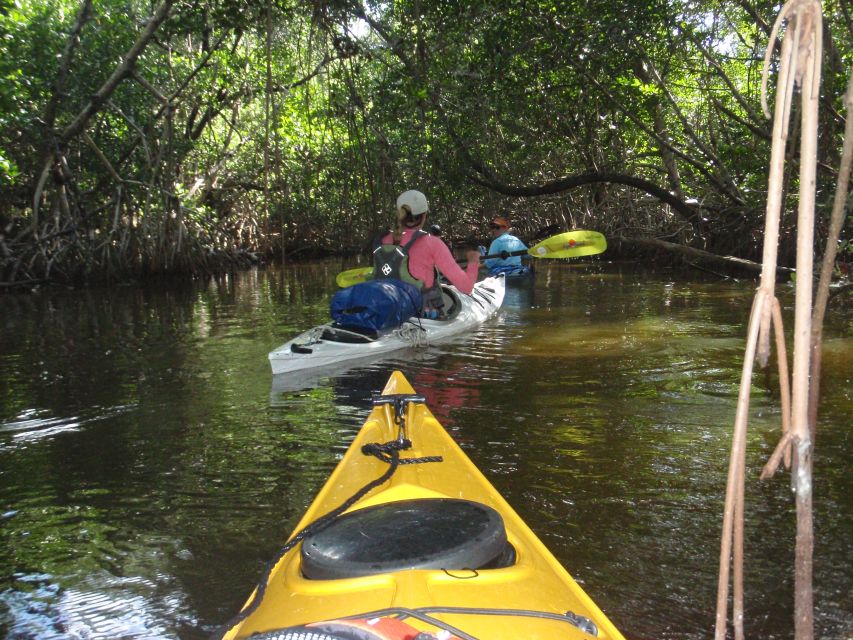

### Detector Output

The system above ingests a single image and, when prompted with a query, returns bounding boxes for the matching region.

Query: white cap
[396,190,429,219]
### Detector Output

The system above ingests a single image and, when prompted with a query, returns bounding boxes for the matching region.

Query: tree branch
[470,170,699,220]
[44,0,93,131]
[60,0,173,143]
[619,235,794,274]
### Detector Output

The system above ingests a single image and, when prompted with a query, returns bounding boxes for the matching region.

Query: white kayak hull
[269,276,505,375]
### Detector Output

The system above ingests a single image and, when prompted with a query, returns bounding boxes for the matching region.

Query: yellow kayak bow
[218,370,625,640]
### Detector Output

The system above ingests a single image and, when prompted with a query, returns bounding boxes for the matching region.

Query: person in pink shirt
[375,190,481,316]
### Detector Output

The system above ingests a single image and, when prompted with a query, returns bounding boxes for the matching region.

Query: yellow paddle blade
[528,230,607,259]
[335,266,373,288]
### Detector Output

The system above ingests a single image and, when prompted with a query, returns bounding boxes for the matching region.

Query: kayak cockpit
[437,285,461,319]
[322,324,380,343]
[244,605,601,639]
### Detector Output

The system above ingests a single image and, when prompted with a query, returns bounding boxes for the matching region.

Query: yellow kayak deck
[221,371,625,640]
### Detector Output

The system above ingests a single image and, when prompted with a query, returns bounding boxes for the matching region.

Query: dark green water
[0,261,850,639]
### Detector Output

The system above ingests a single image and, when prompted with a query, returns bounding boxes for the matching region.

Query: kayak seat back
[300,498,513,580]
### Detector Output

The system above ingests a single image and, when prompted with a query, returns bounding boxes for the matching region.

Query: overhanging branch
[470,171,700,221]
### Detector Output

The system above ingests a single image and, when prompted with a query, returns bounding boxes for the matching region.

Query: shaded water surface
[0,261,850,639]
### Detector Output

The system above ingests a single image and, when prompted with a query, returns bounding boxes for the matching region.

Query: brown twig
[716,2,824,639]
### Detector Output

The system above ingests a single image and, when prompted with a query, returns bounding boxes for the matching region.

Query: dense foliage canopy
[0,0,850,284]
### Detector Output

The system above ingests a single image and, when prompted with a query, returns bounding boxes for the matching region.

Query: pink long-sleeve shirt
[381,230,479,294]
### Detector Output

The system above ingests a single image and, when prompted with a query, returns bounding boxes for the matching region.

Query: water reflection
[501,276,535,310]
[0,262,850,640]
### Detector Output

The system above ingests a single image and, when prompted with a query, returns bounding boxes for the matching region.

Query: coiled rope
[397,321,429,347]
[304,325,329,344]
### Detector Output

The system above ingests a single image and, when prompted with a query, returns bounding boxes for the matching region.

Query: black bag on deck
[330,279,423,332]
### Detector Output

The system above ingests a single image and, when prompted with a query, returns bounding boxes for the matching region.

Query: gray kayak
[268,276,506,375]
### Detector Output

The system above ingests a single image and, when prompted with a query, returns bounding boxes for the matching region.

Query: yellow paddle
[335,230,607,288]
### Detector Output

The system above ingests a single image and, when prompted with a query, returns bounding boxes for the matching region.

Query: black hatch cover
[301,498,508,580]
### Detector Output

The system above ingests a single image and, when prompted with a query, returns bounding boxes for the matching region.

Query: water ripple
[0,405,136,450]
[2,571,193,640]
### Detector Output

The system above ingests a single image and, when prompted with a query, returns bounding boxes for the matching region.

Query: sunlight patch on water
[0,404,136,451]
[512,314,745,360]
[1,571,191,640]
[0,409,81,445]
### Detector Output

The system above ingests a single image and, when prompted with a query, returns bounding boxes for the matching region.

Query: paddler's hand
[465,249,482,266]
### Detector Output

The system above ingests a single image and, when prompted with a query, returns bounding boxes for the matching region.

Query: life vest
[373,230,447,317]
[372,230,428,288]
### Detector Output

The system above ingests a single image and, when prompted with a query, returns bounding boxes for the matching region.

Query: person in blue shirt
[483,216,530,277]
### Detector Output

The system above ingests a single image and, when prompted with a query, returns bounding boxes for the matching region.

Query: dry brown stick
[715,290,768,640]
[755,14,796,368]
[760,296,795,478]
[807,69,853,435]
[789,5,822,638]
[733,421,746,640]
[772,296,794,470]
[761,432,794,479]
[717,2,824,639]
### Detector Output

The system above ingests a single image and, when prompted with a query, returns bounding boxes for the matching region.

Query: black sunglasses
[489,223,504,230]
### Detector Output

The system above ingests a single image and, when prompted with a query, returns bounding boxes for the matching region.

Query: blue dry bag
[330,279,423,332]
